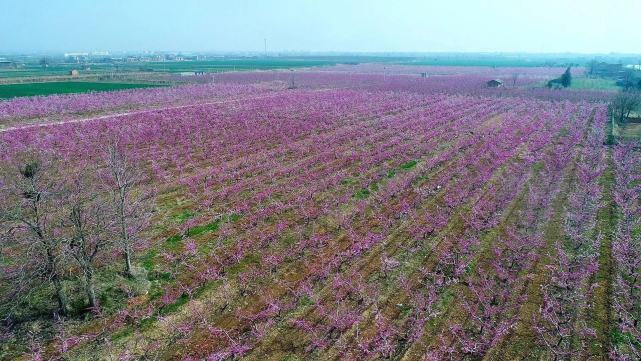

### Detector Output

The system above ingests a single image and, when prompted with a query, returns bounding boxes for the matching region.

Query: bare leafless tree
[64,176,110,311]
[511,73,519,87]
[621,70,638,91]
[587,59,597,76]
[289,70,296,89]
[0,156,70,315]
[103,144,152,278]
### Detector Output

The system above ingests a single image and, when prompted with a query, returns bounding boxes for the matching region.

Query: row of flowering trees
[0,83,274,123]
[531,107,607,358]
[87,95,604,360]
[0,71,614,127]
[0,79,626,359]
[612,142,641,359]
[0,87,450,358]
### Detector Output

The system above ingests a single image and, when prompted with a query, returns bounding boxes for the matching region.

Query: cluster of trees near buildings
[0,145,152,319]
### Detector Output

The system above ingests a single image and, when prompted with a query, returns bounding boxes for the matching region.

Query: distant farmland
[0,56,403,79]
[0,81,161,98]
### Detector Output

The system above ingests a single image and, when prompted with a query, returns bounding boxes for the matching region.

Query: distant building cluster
[589,62,626,77]
[60,52,206,65]
[588,61,641,90]
[0,58,17,68]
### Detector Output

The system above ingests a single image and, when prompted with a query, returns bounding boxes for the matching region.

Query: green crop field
[395,57,573,67]
[134,58,343,72]
[615,121,641,139]
[0,56,403,79]
[0,82,161,99]
[570,76,619,90]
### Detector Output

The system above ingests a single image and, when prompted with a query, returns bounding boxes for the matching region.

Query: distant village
[0,52,213,70]
[589,61,641,88]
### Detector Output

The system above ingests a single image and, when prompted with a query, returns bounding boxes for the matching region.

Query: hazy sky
[1,0,639,53]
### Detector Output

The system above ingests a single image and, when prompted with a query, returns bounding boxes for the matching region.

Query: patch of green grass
[165,234,183,249]
[400,160,418,170]
[171,210,197,224]
[532,161,545,172]
[611,328,641,348]
[632,224,641,240]
[229,213,242,223]
[279,232,297,248]
[592,149,617,357]
[298,295,314,307]
[149,271,172,282]
[198,242,214,256]
[111,326,134,341]
[2,284,57,320]
[185,220,221,237]
[192,280,222,299]
[227,253,261,276]
[141,249,158,272]
[138,316,157,331]
[396,303,413,318]
[617,122,641,140]
[341,177,359,186]
[370,182,380,192]
[354,188,371,199]
[163,214,241,253]
[99,286,129,315]
[570,77,619,90]
[0,82,161,99]
[387,170,397,178]
[159,294,189,315]
[148,281,165,301]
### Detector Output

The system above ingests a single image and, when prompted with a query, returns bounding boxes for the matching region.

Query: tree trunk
[52,272,69,315]
[84,267,98,310]
[124,243,133,277]
[46,244,69,315]
[119,189,134,278]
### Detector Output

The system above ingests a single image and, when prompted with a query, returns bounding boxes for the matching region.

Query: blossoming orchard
[0,67,639,360]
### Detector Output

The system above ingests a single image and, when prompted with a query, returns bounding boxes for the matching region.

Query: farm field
[614,120,641,139]
[0,56,405,79]
[0,81,162,99]
[0,69,616,128]
[569,76,620,90]
[0,69,639,361]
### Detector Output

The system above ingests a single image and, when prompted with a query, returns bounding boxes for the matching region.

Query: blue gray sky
[1,0,639,53]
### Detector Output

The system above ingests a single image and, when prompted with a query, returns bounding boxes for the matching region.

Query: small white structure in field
[179,71,206,76]
[69,69,80,77]
[487,79,503,88]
